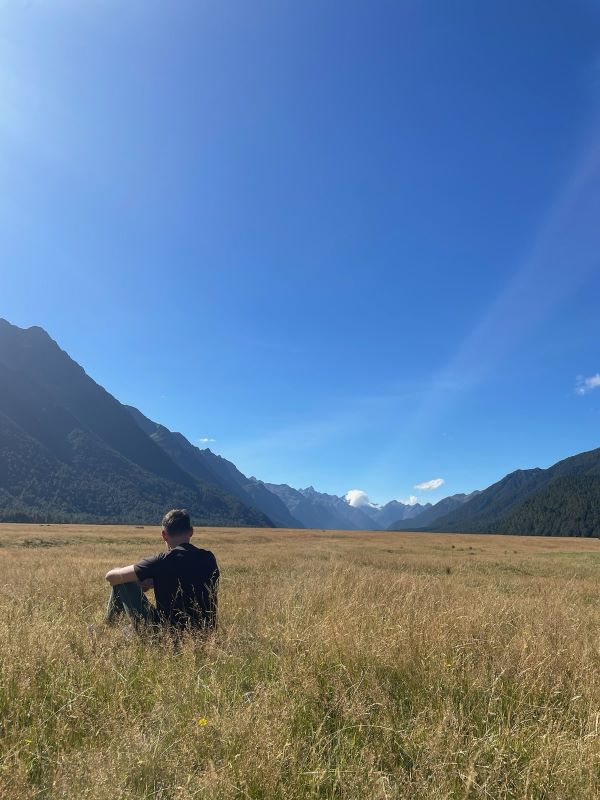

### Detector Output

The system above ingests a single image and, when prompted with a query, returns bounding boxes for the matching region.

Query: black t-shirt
[134,542,219,629]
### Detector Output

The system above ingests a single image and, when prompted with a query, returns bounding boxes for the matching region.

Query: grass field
[1,523,600,799]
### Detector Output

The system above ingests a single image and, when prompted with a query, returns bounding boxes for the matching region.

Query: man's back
[134,542,219,629]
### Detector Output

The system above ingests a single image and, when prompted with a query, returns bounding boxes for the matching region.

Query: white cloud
[576,374,600,395]
[400,495,419,506]
[345,489,372,508]
[414,477,445,491]
[197,437,216,444]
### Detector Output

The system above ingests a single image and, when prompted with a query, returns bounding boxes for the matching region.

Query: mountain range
[1,318,599,536]
[0,320,270,526]
[260,482,430,531]
[410,448,600,536]
[125,405,303,529]
[388,492,479,530]
[0,319,424,529]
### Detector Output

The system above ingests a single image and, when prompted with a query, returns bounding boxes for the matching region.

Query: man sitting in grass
[104,509,219,632]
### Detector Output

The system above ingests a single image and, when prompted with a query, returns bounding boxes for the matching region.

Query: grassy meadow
[1,523,600,799]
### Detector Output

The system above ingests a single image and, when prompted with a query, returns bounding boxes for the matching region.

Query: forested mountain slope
[126,406,303,528]
[423,448,600,536]
[0,319,272,526]
[389,492,479,530]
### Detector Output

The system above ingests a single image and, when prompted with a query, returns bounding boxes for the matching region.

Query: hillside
[0,320,272,527]
[389,492,479,531]
[126,406,303,528]
[424,448,600,536]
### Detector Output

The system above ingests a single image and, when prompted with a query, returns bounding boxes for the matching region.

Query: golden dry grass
[1,523,600,799]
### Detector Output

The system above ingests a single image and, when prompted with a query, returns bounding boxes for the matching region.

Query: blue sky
[2,1,600,505]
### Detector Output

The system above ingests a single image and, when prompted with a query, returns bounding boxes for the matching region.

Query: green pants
[105,582,161,628]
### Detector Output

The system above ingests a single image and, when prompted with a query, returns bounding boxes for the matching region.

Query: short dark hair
[162,509,192,536]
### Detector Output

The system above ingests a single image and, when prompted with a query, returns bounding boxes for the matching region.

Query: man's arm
[106,563,154,591]
[105,565,141,586]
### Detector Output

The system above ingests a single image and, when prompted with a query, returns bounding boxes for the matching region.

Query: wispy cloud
[222,395,393,468]
[576,374,600,395]
[362,128,600,482]
[197,437,216,444]
[414,478,445,490]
